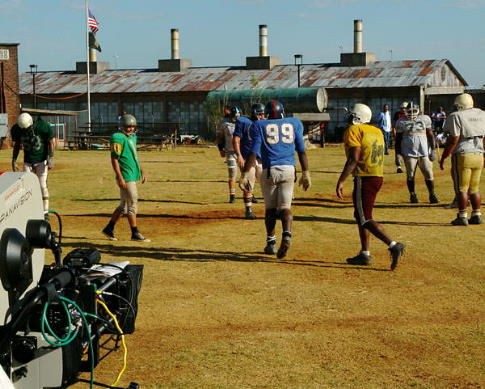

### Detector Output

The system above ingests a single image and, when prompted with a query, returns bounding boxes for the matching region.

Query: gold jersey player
[336,103,405,270]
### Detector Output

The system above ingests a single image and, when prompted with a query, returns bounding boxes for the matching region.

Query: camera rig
[0,172,143,388]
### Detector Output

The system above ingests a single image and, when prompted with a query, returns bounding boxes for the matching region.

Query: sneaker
[102,227,118,241]
[396,167,403,174]
[229,194,236,203]
[346,253,372,266]
[389,242,405,271]
[276,239,291,259]
[410,193,419,203]
[451,215,468,226]
[429,194,439,204]
[245,208,256,219]
[131,232,151,242]
[264,241,277,255]
[469,215,483,225]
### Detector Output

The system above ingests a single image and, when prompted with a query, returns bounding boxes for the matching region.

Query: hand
[298,170,311,191]
[238,173,252,192]
[236,155,245,170]
[117,176,127,189]
[47,156,55,169]
[429,149,436,162]
[439,159,445,171]
[336,181,345,199]
[11,159,18,172]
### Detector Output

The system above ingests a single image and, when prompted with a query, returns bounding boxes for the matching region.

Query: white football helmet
[17,112,33,129]
[454,93,474,111]
[349,103,372,124]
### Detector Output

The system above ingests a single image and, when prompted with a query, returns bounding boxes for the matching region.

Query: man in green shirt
[102,114,150,242]
[11,113,55,215]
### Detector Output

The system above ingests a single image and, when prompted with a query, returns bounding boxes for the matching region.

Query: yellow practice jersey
[343,123,385,177]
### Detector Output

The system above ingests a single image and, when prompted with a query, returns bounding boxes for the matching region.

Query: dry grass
[0,144,483,389]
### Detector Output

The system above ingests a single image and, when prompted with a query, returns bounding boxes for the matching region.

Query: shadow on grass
[59,242,391,272]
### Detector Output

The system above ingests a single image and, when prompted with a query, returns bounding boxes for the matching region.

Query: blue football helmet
[250,103,265,120]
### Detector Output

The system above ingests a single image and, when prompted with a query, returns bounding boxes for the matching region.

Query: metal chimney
[259,24,268,57]
[354,19,363,53]
[171,28,180,60]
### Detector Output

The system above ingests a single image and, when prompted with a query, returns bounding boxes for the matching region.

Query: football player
[439,93,485,225]
[336,103,405,270]
[11,112,56,216]
[239,100,311,259]
[395,103,439,204]
[216,105,241,203]
[233,103,265,219]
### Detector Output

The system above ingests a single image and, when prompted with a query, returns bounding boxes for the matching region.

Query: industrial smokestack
[171,28,180,60]
[259,24,268,57]
[354,19,363,53]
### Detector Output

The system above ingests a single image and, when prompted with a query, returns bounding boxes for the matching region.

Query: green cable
[40,295,96,388]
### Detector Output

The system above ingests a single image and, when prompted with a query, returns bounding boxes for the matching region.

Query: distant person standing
[439,93,485,226]
[377,104,392,155]
[336,103,405,270]
[393,102,408,173]
[431,106,446,134]
[102,114,150,242]
[395,104,439,204]
[233,103,265,219]
[11,113,56,216]
[216,105,241,203]
[240,100,311,259]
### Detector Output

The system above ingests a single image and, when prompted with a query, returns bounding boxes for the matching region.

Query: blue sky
[1,0,484,87]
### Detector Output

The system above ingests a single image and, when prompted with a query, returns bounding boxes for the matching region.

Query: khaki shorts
[260,165,295,210]
[118,181,138,215]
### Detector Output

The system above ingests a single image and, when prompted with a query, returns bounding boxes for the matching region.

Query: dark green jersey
[110,132,141,182]
[12,119,54,164]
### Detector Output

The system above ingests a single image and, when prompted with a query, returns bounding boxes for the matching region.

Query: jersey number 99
[265,123,295,144]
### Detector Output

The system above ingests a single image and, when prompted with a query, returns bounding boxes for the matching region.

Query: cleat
[251,196,258,204]
[389,242,405,270]
[410,193,419,203]
[276,239,291,259]
[102,227,118,241]
[264,241,277,255]
[429,194,439,204]
[131,232,151,242]
[396,167,403,174]
[229,194,236,203]
[469,215,483,225]
[346,253,372,266]
[451,215,468,226]
[245,208,256,219]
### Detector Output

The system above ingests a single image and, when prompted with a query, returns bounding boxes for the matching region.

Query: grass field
[0,144,483,389]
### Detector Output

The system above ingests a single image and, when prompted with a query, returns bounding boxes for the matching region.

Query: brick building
[0,43,20,147]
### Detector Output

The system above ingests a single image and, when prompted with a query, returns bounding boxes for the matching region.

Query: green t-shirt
[12,119,54,164]
[110,132,141,182]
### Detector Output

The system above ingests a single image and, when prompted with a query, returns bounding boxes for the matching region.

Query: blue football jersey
[250,117,305,169]
[234,116,256,159]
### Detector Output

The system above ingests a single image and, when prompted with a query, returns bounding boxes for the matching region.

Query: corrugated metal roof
[20,59,466,96]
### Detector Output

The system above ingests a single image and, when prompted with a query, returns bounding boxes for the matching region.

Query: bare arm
[439,135,459,170]
[111,157,127,188]
[233,135,244,169]
[336,146,361,199]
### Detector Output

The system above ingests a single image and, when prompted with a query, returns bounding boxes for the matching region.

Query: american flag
[88,9,99,33]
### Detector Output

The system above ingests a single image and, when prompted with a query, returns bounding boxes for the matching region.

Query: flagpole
[85,0,91,132]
